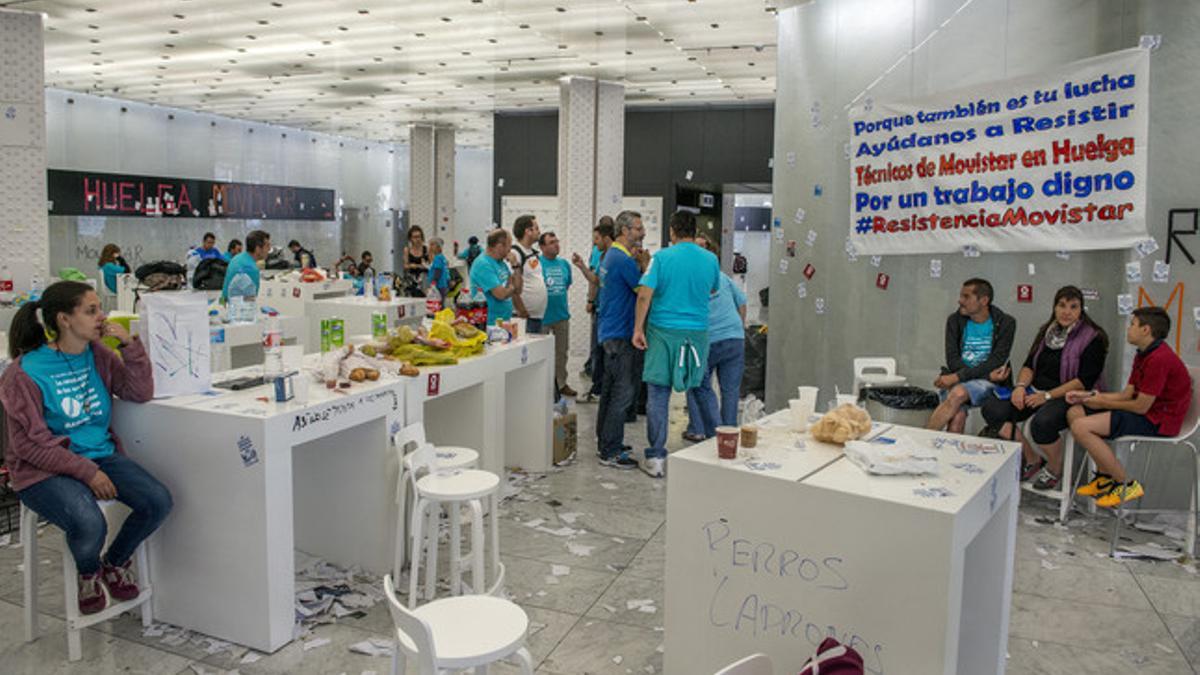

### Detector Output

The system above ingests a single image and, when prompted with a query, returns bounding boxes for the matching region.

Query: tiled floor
[0,394,1197,674]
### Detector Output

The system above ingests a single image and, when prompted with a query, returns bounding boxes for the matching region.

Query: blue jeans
[597,339,637,459]
[686,339,746,438]
[645,383,672,459]
[588,318,604,396]
[18,453,173,575]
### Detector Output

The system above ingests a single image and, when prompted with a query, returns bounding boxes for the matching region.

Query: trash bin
[859,385,940,428]
[741,325,767,400]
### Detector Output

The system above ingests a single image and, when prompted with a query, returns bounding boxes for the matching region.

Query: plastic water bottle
[226,272,257,322]
[262,311,284,381]
[185,249,201,286]
[29,275,43,303]
[0,264,12,303]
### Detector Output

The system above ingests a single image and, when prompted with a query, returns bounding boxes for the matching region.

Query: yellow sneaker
[1076,474,1115,497]
[1095,481,1144,508]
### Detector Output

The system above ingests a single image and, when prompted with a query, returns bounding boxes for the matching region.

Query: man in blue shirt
[537,231,575,396]
[221,229,270,302]
[192,232,223,261]
[685,265,747,441]
[469,229,522,324]
[596,211,645,469]
[223,239,242,262]
[574,219,614,402]
[633,211,720,478]
[926,278,1016,432]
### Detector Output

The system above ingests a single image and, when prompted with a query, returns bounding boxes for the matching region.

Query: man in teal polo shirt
[221,229,270,302]
[537,231,575,396]
[469,228,522,325]
[632,211,720,478]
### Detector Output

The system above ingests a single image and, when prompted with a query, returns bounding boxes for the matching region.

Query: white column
[0,10,48,290]
[434,127,456,242]
[556,77,624,363]
[408,125,434,231]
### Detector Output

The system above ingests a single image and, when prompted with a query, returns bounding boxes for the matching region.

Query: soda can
[320,318,332,353]
[331,318,345,347]
[371,311,387,339]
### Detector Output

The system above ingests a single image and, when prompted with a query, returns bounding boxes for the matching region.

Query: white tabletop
[670,410,845,482]
[801,426,1017,514]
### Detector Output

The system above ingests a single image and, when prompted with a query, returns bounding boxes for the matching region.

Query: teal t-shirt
[469,254,513,323]
[961,317,994,367]
[540,256,573,326]
[221,251,261,301]
[707,273,747,344]
[100,262,124,293]
[639,242,721,331]
[21,345,115,459]
[429,253,450,291]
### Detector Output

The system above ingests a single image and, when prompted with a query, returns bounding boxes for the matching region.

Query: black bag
[732,252,748,275]
[859,386,940,409]
[192,258,228,290]
[264,249,291,270]
[741,325,768,400]
[135,260,186,281]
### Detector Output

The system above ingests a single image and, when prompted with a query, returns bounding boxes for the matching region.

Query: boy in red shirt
[1066,307,1193,507]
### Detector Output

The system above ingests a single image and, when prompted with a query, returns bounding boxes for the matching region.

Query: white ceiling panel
[2,0,778,146]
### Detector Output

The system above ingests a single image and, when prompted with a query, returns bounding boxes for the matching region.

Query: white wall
[44,89,491,276]
[454,146,495,245]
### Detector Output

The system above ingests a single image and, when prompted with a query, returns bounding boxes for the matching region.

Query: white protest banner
[142,291,212,398]
[848,47,1148,254]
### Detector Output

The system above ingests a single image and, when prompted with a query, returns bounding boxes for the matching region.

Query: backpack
[264,249,291,270]
[732,252,748,275]
[798,638,865,675]
[135,260,186,282]
[192,258,228,290]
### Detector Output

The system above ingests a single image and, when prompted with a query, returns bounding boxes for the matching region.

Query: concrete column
[434,127,455,242]
[0,10,48,290]
[408,125,434,233]
[557,77,624,362]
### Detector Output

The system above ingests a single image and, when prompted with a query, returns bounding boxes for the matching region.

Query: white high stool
[402,441,503,608]
[22,501,153,661]
[392,422,482,582]
[383,574,533,675]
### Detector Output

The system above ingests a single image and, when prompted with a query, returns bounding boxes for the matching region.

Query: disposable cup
[795,386,819,426]
[789,399,808,431]
[715,426,739,460]
[835,394,858,407]
[740,424,758,448]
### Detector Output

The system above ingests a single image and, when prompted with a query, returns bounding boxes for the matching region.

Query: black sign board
[47,169,336,221]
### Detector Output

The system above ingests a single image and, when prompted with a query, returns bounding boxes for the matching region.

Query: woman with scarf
[980,286,1108,490]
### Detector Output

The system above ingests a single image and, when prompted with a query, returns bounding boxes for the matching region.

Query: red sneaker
[78,572,107,615]
[100,559,140,602]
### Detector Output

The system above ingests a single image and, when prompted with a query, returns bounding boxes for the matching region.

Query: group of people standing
[927,278,1192,509]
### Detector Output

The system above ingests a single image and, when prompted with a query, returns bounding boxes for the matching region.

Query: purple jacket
[1031,322,1099,386]
[1,339,153,491]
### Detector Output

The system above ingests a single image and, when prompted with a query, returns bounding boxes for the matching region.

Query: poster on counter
[142,292,212,398]
[848,47,1149,254]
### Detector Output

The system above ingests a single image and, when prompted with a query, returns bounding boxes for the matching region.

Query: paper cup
[716,426,739,459]
[795,386,819,426]
[789,399,808,431]
[740,424,758,448]
[836,394,858,407]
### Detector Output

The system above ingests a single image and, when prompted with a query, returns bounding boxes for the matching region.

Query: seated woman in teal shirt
[97,244,130,293]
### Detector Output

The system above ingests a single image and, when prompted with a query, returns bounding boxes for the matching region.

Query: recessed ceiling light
[555,7,566,12]
[338,26,349,31]
[441,17,451,22]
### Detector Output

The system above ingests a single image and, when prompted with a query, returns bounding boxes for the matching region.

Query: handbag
[797,638,864,675]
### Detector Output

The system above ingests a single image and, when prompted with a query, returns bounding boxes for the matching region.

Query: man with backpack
[510,215,547,333]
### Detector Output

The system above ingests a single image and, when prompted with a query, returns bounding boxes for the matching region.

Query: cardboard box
[553,412,577,465]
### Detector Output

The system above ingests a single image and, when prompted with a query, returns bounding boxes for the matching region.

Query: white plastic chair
[97,274,117,312]
[383,574,533,675]
[400,439,503,607]
[852,357,902,397]
[1018,420,1080,524]
[1105,365,1200,557]
[22,501,154,661]
[391,422,482,584]
[714,653,773,675]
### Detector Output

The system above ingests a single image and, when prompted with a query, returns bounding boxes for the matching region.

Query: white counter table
[665,412,1020,675]
[305,296,426,349]
[112,335,555,652]
[259,277,353,316]
[112,364,405,653]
